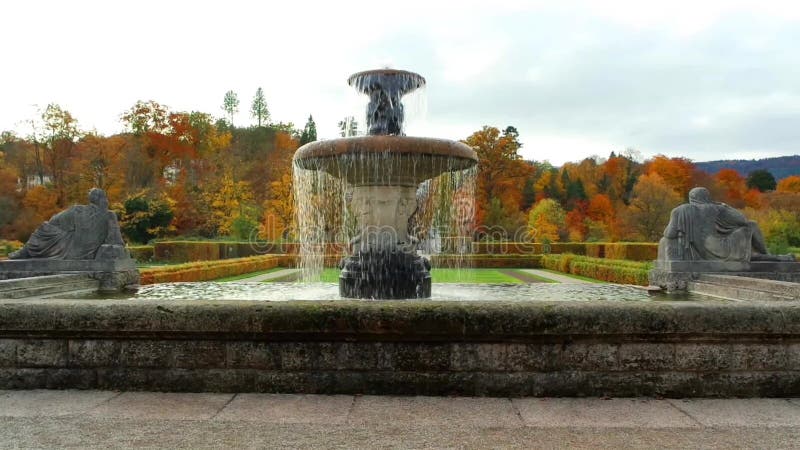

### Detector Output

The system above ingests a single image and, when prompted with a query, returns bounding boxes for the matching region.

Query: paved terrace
[2,391,800,449]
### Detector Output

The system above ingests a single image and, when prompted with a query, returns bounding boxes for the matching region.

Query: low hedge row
[279,254,544,269]
[139,255,281,284]
[151,241,347,263]
[603,243,658,261]
[541,254,652,286]
[143,240,659,264]
[431,254,542,268]
[128,245,154,262]
[0,240,23,258]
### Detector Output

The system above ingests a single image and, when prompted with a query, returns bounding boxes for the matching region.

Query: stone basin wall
[0,299,799,396]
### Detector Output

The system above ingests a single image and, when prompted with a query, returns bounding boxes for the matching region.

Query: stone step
[689,275,799,302]
[0,274,98,299]
[697,274,800,298]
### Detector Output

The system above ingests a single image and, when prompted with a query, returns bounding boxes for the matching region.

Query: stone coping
[2,298,800,339]
[0,258,136,273]
[654,260,800,273]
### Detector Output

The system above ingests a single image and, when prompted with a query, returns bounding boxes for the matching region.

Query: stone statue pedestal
[0,257,139,293]
[649,260,800,293]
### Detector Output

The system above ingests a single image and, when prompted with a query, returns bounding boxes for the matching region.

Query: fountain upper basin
[293,135,478,186]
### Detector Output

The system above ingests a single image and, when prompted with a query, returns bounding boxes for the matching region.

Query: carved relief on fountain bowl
[293,135,478,186]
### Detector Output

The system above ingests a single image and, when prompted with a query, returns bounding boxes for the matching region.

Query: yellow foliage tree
[528,198,565,242]
[261,173,294,241]
[208,172,255,236]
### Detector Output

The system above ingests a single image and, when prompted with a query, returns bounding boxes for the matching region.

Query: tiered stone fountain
[294,69,478,299]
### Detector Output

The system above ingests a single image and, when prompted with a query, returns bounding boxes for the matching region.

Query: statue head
[88,188,109,210]
[688,187,712,205]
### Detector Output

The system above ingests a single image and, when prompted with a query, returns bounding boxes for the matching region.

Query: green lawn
[312,268,522,284]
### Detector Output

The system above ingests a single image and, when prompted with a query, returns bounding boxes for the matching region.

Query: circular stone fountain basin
[293,136,478,186]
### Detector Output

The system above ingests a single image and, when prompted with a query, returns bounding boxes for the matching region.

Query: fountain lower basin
[2,293,799,396]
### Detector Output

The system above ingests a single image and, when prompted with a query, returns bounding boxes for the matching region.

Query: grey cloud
[365,11,800,163]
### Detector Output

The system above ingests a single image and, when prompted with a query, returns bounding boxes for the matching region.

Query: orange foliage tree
[465,126,532,234]
[777,175,800,194]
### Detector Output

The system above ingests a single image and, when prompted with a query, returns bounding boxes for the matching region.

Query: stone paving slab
[215,393,353,424]
[513,398,700,428]
[3,418,800,449]
[667,398,800,427]
[0,389,119,417]
[3,391,800,449]
[237,269,299,282]
[86,392,234,420]
[348,395,522,427]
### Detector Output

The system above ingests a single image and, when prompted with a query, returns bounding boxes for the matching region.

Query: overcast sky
[2,0,799,165]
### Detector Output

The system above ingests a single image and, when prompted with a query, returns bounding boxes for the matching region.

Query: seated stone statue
[658,187,794,262]
[10,188,128,260]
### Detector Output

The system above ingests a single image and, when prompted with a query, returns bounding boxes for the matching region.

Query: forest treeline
[2,100,800,253]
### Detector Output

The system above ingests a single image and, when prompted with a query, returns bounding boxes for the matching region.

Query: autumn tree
[746,169,776,192]
[118,193,174,244]
[208,171,256,236]
[222,90,239,126]
[777,175,800,194]
[625,173,682,241]
[714,168,747,207]
[299,115,317,145]
[0,151,21,238]
[40,104,82,206]
[262,173,295,240]
[251,87,270,127]
[465,126,532,230]
[528,198,565,243]
[644,155,695,198]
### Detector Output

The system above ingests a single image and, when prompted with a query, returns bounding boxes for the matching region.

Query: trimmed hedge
[432,254,542,268]
[604,243,658,261]
[139,255,280,284]
[127,245,154,263]
[541,254,652,286]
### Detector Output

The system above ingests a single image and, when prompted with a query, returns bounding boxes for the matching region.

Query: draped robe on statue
[10,204,125,260]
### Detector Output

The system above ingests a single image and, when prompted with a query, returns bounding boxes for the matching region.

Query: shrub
[604,243,658,261]
[0,239,23,257]
[541,253,652,285]
[139,255,280,284]
[118,194,174,244]
[127,245,154,262]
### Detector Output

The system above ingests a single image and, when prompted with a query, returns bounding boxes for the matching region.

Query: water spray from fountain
[293,69,478,299]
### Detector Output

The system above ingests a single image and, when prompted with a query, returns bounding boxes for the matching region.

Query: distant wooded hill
[695,155,800,180]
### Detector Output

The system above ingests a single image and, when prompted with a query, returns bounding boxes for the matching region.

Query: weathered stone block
[68,339,121,367]
[450,343,507,371]
[16,340,67,367]
[675,343,732,370]
[786,343,800,370]
[340,342,393,370]
[226,342,281,369]
[559,343,620,371]
[392,343,451,371]
[0,339,16,366]
[619,343,675,370]
[731,344,788,370]
[171,341,226,368]
[119,341,172,367]
[504,344,558,371]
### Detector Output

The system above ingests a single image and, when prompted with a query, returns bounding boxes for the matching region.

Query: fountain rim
[347,69,427,91]
[293,135,478,163]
